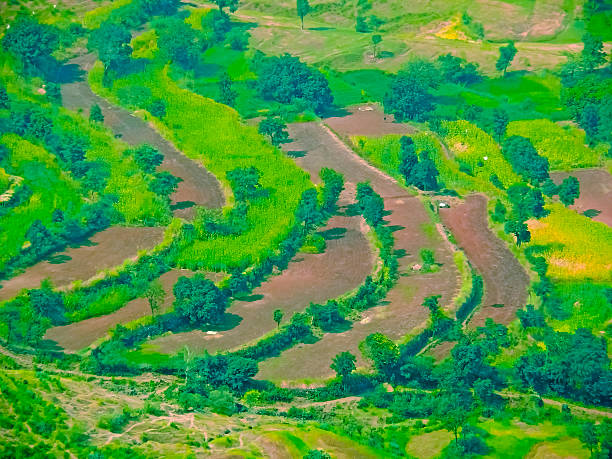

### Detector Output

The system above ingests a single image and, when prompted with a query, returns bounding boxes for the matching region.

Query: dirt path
[59,53,224,219]
[551,168,612,228]
[257,122,458,381]
[148,213,374,354]
[43,269,196,352]
[0,226,164,300]
[326,106,417,137]
[439,194,529,327]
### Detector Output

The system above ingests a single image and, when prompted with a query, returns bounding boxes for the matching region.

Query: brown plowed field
[44,269,194,352]
[439,194,529,327]
[149,214,374,355]
[0,226,164,301]
[325,106,417,137]
[551,168,612,228]
[256,123,458,381]
[61,54,224,218]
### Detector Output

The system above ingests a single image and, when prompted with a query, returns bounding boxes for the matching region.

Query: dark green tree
[504,219,531,246]
[157,18,201,70]
[399,136,418,184]
[258,117,289,146]
[1,18,58,72]
[89,22,132,74]
[212,0,239,13]
[496,41,517,75]
[410,152,439,191]
[558,176,580,206]
[371,34,382,58]
[218,72,238,107]
[273,309,283,328]
[492,108,509,142]
[150,171,181,197]
[581,32,606,72]
[297,0,311,30]
[226,166,265,200]
[502,136,549,183]
[89,104,104,123]
[319,167,344,215]
[173,274,229,326]
[331,351,356,378]
[541,178,558,197]
[0,84,9,109]
[131,144,164,173]
[384,64,437,121]
[361,332,399,379]
[149,99,167,118]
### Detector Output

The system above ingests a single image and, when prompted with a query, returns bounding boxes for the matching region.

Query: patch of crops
[528,203,612,282]
[507,119,601,170]
[90,64,311,270]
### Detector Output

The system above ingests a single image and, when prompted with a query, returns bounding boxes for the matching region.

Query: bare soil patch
[551,168,612,228]
[256,123,458,381]
[44,269,194,352]
[0,226,164,301]
[61,54,224,219]
[439,194,529,327]
[325,106,416,138]
[150,214,374,354]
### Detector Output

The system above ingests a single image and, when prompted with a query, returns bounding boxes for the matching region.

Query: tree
[303,450,331,459]
[226,166,265,201]
[580,422,599,456]
[89,104,104,123]
[256,54,333,114]
[88,22,132,74]
[150,171,181,197]
[398,136,418,185]
[212,0,239,13]
[217,72,238,107]
[581,32,606,72]
[502,136,549,183]
[436,53,481,85]
[273,309,283,328]
[296,188,321,228]
[258,117,289,146]
[504,219,531,246]
[496,41,517,75]
[157,18,201,70]
[361,333,399,379]
[356,182,385,226]
[131,144,164,173]
[1,18,58,72]
[227,28,249,51]
[434,388,473,444]
[492,108,509,142]
[29,284,66,326]
[541,178,558,197]
[149,99,166,118]
[144,280,166,317]
[0,84,9,109]
[296,0,310,30]
[581,104,600,141]
[331,351,356,378]
[558,176,580,206]
[410,152,439,191]
[203,9,232,42]
[371,34,382,58]
[174,274,229,326]
[319,168,344,215]
[384,65,437,121]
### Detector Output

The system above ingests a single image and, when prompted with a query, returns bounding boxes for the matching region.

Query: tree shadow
[309,26,335,31]
[321,105,350,118]
[378,51,395,58]
[318,227,347,240]
[235,293,264,302]
[171,200,196,211]
[285,150,307,158]
[208,313,243,331]
[387,224,405,233]
[321,319,352,333]
[54,63,85,84]
[47,254,72,265]
[394,248,407,259]
[583,208,601,218]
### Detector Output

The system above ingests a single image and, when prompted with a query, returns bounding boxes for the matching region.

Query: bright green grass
[548,281,612,334]
[443,120,521,187]
[528,203,612,283]
[507,119,601,170]
[351,132,501,195]
[481,419,588,459]
[405,429,453,458]
[131,30,158,60]
[0,134,84,268]
[82,0,132,29]
[90,62,311,270]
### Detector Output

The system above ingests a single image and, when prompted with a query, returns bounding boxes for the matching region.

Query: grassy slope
[0,135,84,267]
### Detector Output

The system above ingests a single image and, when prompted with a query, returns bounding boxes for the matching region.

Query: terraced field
[148,213,374,355]
[257,122,458,381]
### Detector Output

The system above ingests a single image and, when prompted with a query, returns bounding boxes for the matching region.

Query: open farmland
[551,168,612,228]
[44,269,194,352]
[439,194,530,327]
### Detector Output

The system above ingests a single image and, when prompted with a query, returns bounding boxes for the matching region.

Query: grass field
[528,203,612,283]
[90,62,312,270]
[0,134,84,270]
[507,119,602,170]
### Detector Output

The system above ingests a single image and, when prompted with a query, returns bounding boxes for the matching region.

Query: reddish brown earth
[61,54,224,219]
[44,269,194,352]
[439,194,529,327]
[149,214,374,354]
[551,168,612,228]
[0,226,164,301]
[325,106,417,137]
[257,122,458,381]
